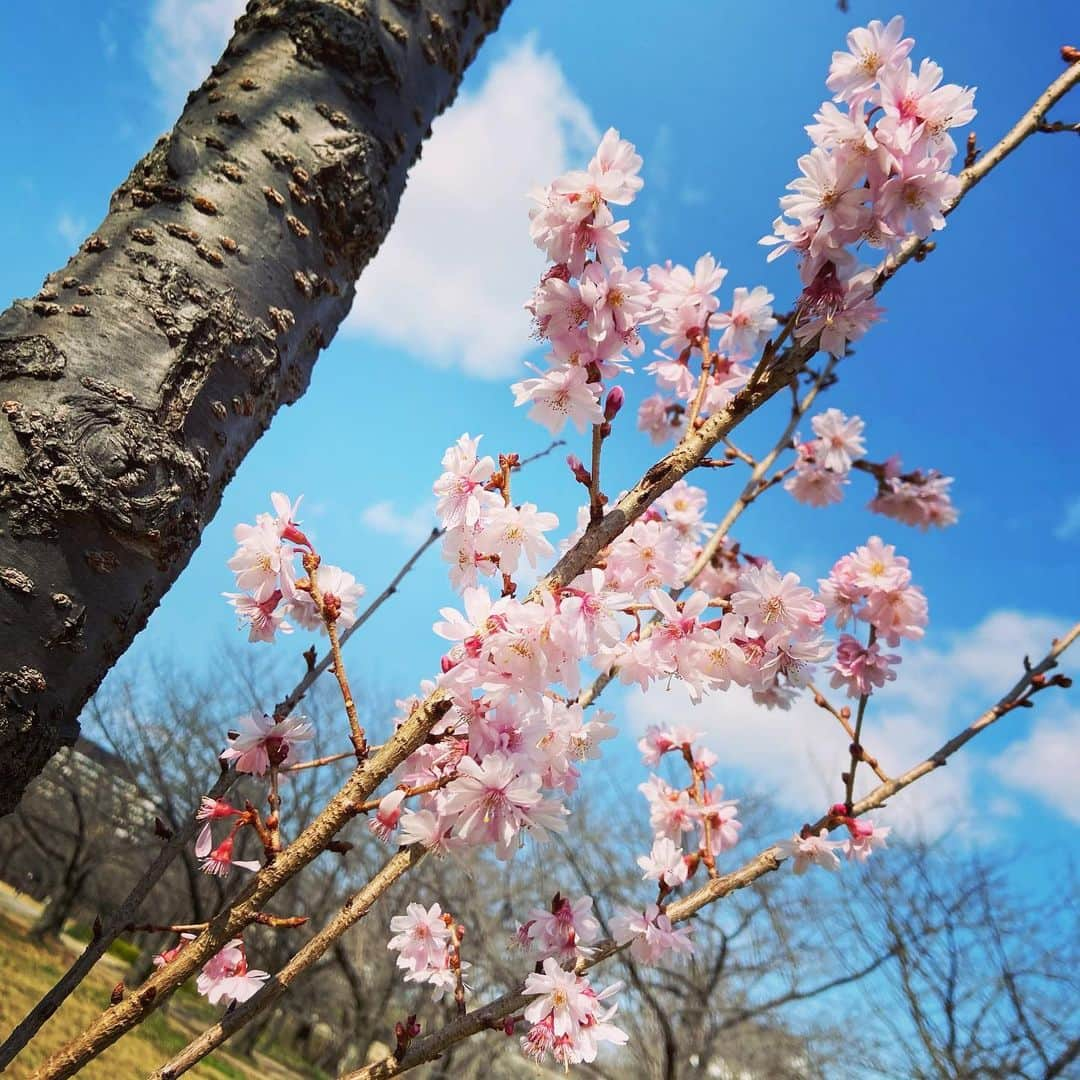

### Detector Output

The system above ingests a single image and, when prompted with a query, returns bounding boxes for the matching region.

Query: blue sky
[2,4,1078,870]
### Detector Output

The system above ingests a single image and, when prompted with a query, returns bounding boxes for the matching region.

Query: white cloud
[145,0,246,118]
[361,501,435,547]
[56,212,87,249]
[1055,495,1080,540]
[991,708,1080,824]
[346,38,598,378]
[625,610,1073,840]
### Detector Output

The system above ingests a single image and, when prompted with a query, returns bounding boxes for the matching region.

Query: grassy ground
[0,884,307,1079]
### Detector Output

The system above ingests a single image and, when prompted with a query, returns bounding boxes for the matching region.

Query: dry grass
[0,888,305,1079]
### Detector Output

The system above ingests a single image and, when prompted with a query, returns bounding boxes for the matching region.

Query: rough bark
[0,0,509,813]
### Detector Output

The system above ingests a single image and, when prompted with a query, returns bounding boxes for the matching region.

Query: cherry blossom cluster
[821,535,927,699]
[637,727,740,871]
[786,407,868,507]
[223,492,365,641]
[434,434,558,591]
[387,902,469,1002]
[785,407,958,528]
[520,957,628,1068]
[638,261,776,445]
[868,459,958,529]
[190,712,314,881]
[778,807,891,874]
[764,15,976,356]
[515,128,651,436]
[516,126,778,447]
[514,892,601,962]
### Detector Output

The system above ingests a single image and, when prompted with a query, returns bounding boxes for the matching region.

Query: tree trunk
[0,0,508,813]
[30,869,87,942]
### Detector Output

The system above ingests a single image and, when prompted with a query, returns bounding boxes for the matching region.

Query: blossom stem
[588,424,604,525]
[681,745,718,879]
[446,918,468,1018]
[266,766,282,859]
[304,553,367,761]
[843,626,876,811]
[683,333,715,436]
[354,775,456,814]
[279,750,355,773]
[808,682,889,783]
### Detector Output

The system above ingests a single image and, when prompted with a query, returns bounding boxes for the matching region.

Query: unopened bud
[110,982,125,1005]
[603,386,624,422]
[566,454,592,487]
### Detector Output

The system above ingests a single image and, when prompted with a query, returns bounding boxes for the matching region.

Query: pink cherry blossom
[777,829,843,874]
[223,589,292,642]
[829,633,902,697]
[826,16,914,103]
[479,502,558,573]
[810,408,866,472]
[433,433,496,529]
[610,903,694,964]
[441,752,567,859]
[637,836,688,887]
[196,940,269,1006]
[220,710,313,775]
[711,285,777,360]
[387,902,451,974]
[511,364,605,435]
[287,564,365,633]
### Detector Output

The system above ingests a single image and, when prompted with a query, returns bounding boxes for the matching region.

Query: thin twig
[304,554,366,760]
[808,682,889,783]
[843,625,877,811]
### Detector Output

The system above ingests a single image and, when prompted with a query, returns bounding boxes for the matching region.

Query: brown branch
[149,846,425,1079]
[1037,119,1080,133]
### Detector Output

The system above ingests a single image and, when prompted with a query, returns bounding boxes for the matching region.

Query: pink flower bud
[603,386,624,422]
[566,454,592,487]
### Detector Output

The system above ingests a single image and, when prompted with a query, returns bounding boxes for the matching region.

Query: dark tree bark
[0,0,509,813]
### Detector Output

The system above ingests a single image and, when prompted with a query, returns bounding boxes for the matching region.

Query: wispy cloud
[1054,495,1080,540]
[625,610,1071,839]
[56,212,87,249]
[991,707,1080,823]
[144,0,245,118]
[361,501,435,547]
[346,38,598,379]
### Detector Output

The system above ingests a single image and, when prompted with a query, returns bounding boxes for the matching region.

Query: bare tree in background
[0,0,509,813]
[844,842,1080,1080]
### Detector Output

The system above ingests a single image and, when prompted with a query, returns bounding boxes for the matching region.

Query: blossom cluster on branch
[127,16,1003,1075]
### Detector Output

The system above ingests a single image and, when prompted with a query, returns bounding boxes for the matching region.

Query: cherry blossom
[220,710,313,775]
[196,940,269,1006]
[387,902,452,974]
[810,408,866,472]
[637,836,689,887]
[826,15,914,103]
[519,893,600,961]
[611,903,694,964]
[777,829,843,874]
[829,633,902,697]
